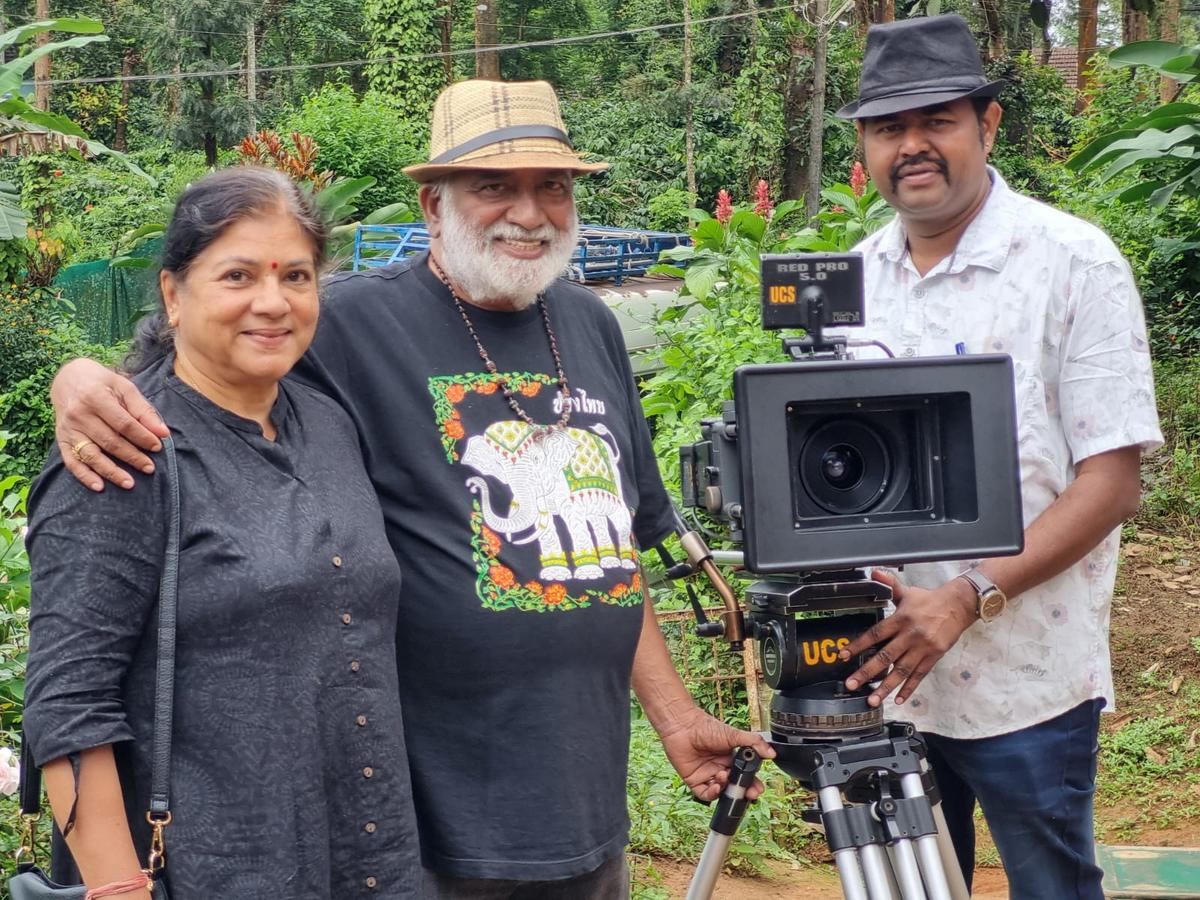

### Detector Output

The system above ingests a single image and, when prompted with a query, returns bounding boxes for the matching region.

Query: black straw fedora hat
[836,15,1005,120]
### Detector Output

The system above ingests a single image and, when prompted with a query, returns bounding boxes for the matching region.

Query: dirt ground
[640,526,1200,898]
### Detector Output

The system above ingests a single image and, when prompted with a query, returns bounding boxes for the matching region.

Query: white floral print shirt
[851,169,1163,739]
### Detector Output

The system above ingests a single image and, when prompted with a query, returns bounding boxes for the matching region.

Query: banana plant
[1068,41,1200,210]
[0,18,150,239]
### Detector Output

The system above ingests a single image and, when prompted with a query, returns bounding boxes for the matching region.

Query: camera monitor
[760,253,865,332]
[733,354,1023,573]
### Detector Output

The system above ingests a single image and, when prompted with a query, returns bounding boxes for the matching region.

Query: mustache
[486,223,562,243]
[891,155,949,187]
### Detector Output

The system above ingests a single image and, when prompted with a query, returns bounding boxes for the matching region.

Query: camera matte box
[733,354,1023,573]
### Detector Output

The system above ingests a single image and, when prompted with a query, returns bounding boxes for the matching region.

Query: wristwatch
[957,566,1008,623]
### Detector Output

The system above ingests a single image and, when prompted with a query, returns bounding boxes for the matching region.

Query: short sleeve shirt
[291,255,674,879]
[853,169,1163,739]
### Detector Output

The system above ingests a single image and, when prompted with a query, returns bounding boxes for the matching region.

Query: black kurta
[23,355,421,898]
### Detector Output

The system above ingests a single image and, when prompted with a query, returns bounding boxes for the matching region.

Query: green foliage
[1069,42,1200,213]
[646,189,697,233]
[279,84,426,214]
[364,0,447,120]
[626,718,817,869]
[0,285,117,480]
[785,182,893,252]
[1139,358,1200,529]
[1099,715,1197,795]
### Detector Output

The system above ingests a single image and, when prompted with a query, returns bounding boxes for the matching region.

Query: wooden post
[34,0,51,111]
[683,0,696,197]
[246,17,257,134]
[805,0,829,223]
[475,1,500,79]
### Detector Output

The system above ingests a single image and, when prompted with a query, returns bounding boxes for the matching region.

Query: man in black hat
[834,14,1163,900]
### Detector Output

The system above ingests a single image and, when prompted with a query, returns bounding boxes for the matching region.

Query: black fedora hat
[836,15,1004,120]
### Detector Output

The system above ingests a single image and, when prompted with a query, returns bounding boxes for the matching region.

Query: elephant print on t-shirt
[461,420,638,583]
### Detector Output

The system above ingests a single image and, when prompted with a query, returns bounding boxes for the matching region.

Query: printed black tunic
[23,355,421,898]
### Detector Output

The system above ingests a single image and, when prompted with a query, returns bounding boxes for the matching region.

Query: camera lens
[799,419,892,516]
[820,444,864,490]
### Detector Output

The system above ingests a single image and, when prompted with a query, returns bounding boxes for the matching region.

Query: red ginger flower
[715,189,733,225]
[753,179,773,218]
[850,161,868,198]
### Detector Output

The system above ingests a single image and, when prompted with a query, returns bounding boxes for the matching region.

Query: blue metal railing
[352,223,689,285]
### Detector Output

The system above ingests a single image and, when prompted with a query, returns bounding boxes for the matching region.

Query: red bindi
[271,261,279,270]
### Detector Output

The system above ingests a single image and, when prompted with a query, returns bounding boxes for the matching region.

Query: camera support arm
[656,508,747,651]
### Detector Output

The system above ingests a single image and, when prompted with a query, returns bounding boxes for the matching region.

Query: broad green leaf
[0,33,108,86]
[1092,124,1200,160]
[686,208,712,222]
[728,210,766,243]
[1100,147,1195,181]
[1159,54,1200,79]
[315,176,376,223]
[820,185,857,205]
[0,17,104,54]
[1147,176,1190,207]
[1109,40,1193,70]
[0,101,89,139]
[691,218,725,250]
[120,223,166,247]
[1155,237,1200,259]
[361,202,412,225]
[683,260,722,300]
[1112,179,1168,202]
[0,181,25,240]
[1070,128,1159,171]
[926,0,942,15]
[658,245,696,262]
[110,256,153,269]
[647,263,686,278]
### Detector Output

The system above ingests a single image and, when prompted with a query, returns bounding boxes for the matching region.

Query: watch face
[980,591,1006,621]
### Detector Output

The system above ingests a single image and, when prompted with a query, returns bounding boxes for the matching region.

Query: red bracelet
[84,872,152,899]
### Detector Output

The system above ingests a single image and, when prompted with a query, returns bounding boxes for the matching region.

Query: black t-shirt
[292,253,674,880]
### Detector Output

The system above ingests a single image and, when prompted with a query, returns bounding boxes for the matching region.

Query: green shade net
[52,237,163,345]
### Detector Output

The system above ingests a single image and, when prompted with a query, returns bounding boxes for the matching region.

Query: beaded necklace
[430,256,572,434]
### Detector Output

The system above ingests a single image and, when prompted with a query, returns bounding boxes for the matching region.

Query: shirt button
[332,555,343,567]
[350,660,361,673]
[913,287,926,298]
[904,347,916,357]
[364,821,377,834]
[362,766,374,779]
[356,714,368,727]
[365,876,378,889]
[341,612,352,625]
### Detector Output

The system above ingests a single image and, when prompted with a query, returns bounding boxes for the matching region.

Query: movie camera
[663,252,1025,900]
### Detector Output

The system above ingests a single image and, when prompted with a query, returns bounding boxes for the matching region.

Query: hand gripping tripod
[661,527,971,900]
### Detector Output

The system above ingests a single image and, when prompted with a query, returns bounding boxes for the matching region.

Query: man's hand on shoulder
[838,569,977,708]
[656,705,775,803]
[52,358,169,492]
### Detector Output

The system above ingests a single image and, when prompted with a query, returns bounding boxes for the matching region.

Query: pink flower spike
[850,161,868,197]
[753,179,773,218]
[715,189,733,225]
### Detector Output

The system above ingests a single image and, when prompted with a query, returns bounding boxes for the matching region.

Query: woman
[23,167,420,899]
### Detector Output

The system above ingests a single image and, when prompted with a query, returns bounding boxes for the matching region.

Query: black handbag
[9,437,181,900]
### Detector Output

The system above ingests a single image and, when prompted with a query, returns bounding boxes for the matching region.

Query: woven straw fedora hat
[403,79,609,182]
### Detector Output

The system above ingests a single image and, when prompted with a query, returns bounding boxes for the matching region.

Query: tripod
[686,721,970,900]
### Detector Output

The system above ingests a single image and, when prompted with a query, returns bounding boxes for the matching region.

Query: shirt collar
[870,166,1017,276]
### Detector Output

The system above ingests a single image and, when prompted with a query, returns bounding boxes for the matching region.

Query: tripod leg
[930,797,971,900]
[887,838,928,900]
[685,749,761,900]
[899,770,966,900]
[859,844,899,900]
[817,787,870,900]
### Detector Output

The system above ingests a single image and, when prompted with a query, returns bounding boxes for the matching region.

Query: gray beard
[437,199,578,310]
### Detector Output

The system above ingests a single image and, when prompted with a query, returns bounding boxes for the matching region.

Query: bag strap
[16,436,181,858]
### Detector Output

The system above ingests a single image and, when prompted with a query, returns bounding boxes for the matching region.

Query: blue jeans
[922,699,1105,900]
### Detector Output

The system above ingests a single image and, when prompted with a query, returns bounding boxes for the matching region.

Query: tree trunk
[1076,0,1098,106]
[475,1,499,79]
[1158,0,1180,102]
[1122,1,1149,42]
[683,0,696,196]
[34,0,51,111]
[782,30,813,202]
[978,0,1005,60]
[202,38,217,165]
[246,17,257,134]
[114,49,136,151]
[440,0,454,81]
[805,0,828,222]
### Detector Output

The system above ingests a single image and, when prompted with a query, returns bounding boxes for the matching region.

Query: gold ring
[70,438,95,460]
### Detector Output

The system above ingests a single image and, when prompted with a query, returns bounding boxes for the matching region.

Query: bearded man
[50,79,771,899]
